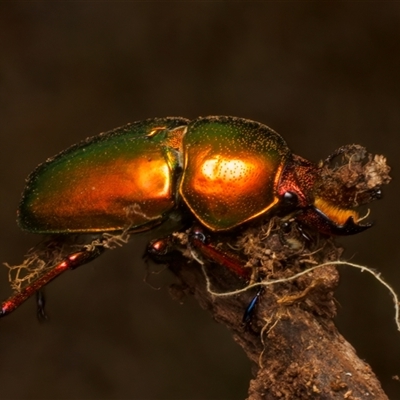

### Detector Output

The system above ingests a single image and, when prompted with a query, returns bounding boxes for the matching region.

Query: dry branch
[167,227,388,399]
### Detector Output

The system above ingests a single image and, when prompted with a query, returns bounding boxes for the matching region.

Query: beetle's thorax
[277,154,318,207]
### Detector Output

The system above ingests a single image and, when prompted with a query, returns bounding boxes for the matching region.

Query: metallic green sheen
[19,117,189,233]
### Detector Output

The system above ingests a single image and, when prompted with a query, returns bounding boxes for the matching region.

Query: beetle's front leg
[0,240,106,318]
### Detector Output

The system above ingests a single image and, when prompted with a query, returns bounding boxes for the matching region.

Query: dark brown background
[1,3,399,399]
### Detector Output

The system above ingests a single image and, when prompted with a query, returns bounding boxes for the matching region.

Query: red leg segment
[189,232,251,280]
[1,245,104,317]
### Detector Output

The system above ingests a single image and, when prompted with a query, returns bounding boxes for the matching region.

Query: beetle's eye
[371,188,382,200]
[282,191,298,207]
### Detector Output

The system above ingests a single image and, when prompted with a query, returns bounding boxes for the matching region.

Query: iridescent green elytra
[19,117,188,233]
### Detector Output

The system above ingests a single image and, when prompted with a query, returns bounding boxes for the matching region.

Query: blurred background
[1,3,399,399]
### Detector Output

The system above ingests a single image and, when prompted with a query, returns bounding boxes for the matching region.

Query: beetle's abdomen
[19,118,189,233]
[179,116,290,230]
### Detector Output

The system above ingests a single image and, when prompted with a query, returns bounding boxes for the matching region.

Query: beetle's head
[277,146,389,236]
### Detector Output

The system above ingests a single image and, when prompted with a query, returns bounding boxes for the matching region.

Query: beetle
[1,116,378,317]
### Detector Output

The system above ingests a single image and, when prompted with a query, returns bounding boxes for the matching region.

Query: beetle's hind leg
[0,237,107,318]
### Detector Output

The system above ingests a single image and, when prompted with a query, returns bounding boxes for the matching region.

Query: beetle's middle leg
[187,227,252,280]
[189,228,268,324]
[147,227,265,323]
